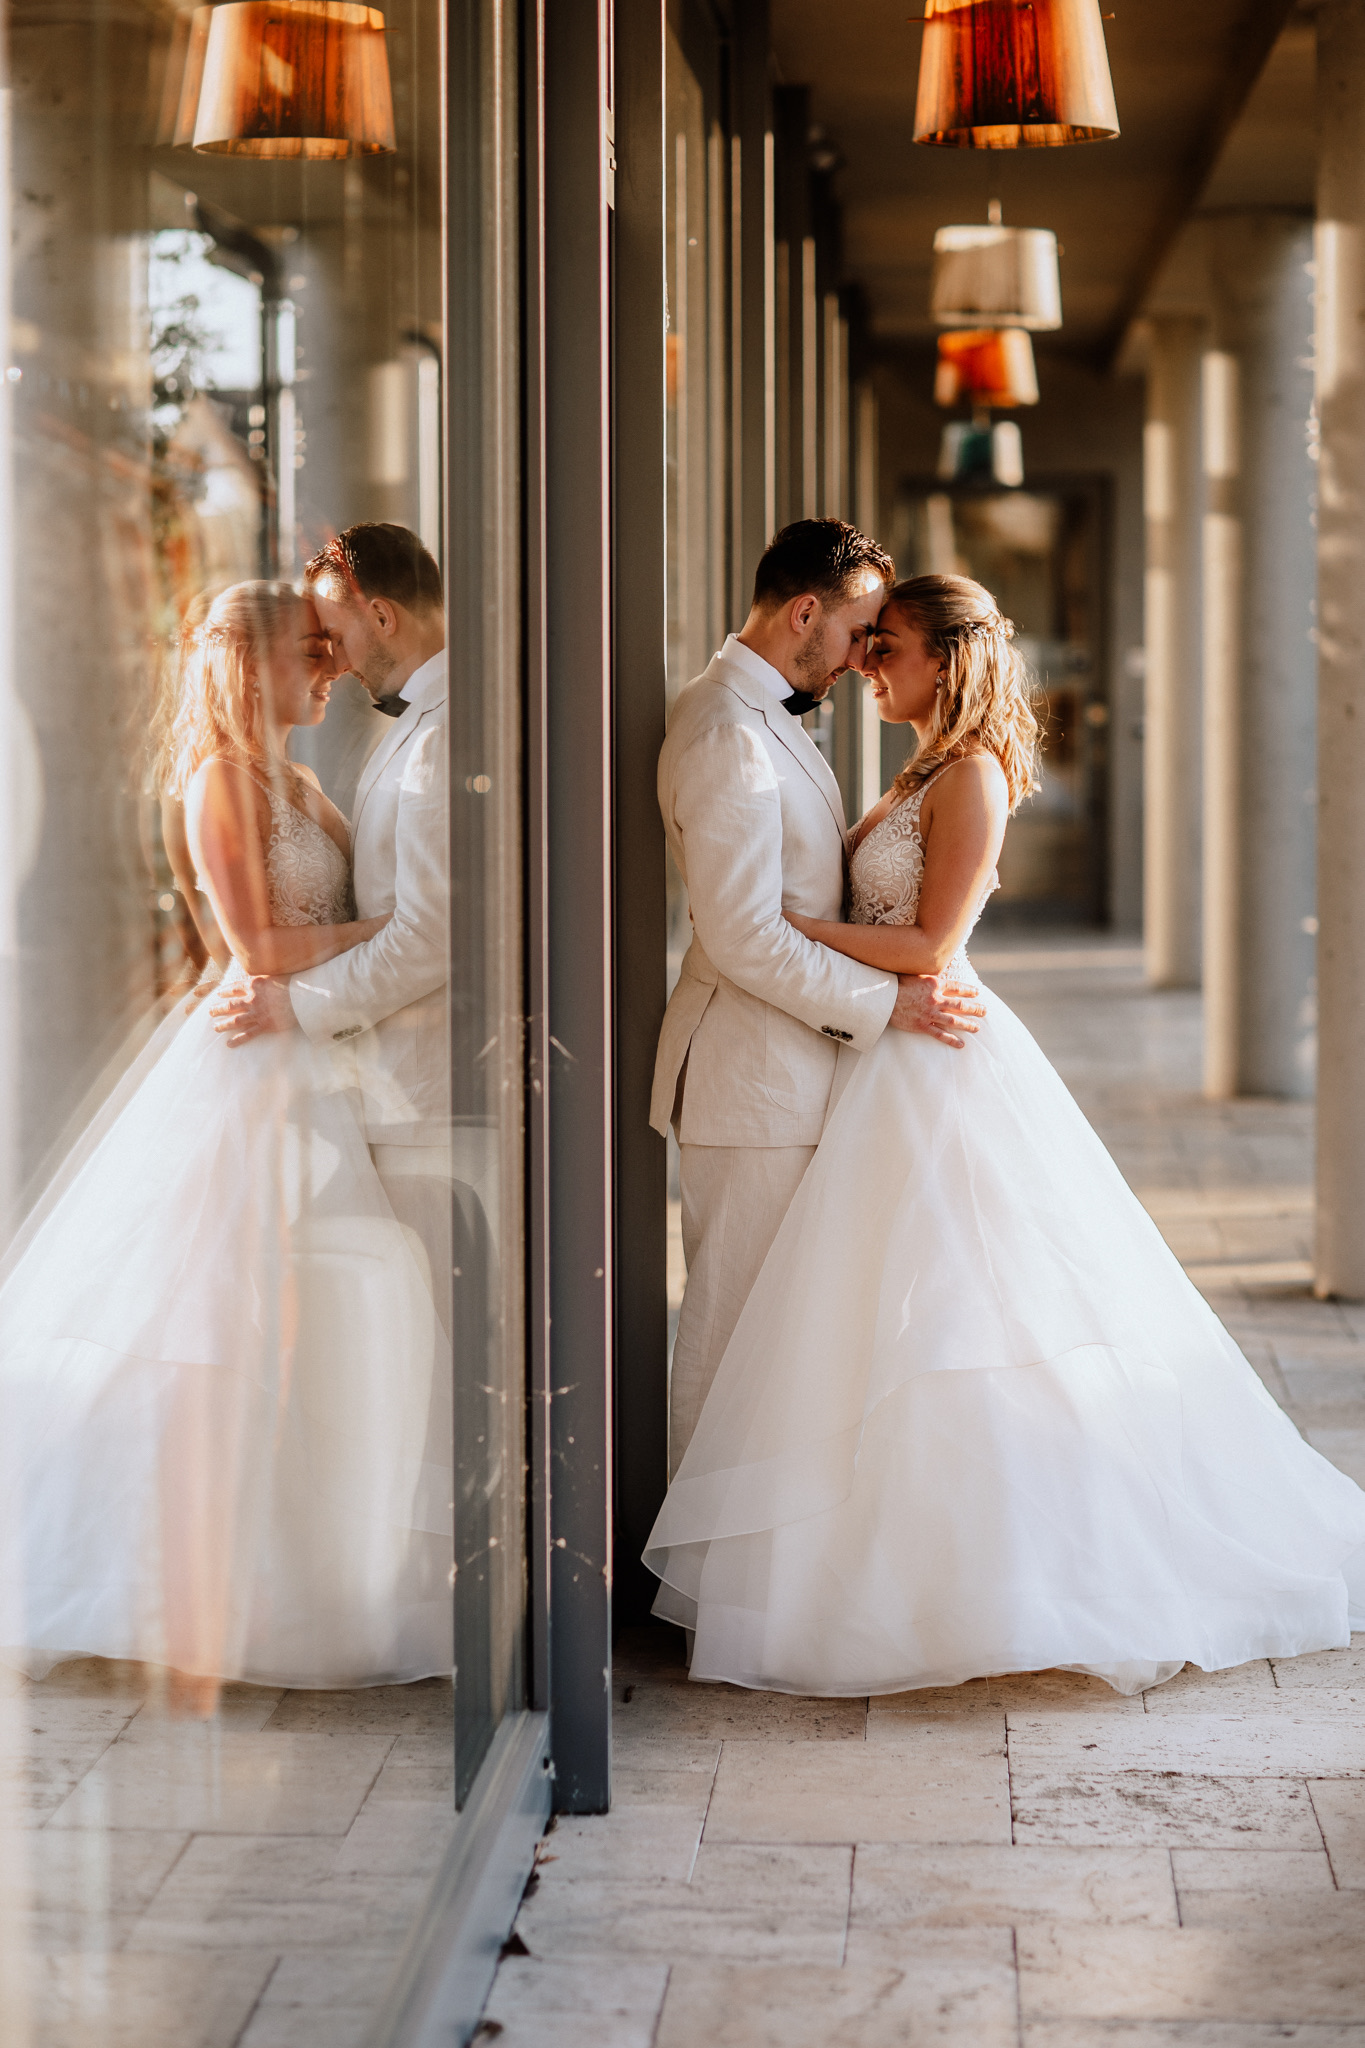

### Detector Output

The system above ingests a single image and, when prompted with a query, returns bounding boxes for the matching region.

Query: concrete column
[1315,3,1365,1294]
[1200,212,1317,1102]
[1142,316,1205,988]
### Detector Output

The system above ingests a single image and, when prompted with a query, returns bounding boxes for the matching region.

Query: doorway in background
[891,478,1112,925]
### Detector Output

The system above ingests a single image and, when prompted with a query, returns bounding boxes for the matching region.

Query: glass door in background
[891,482,1110,923]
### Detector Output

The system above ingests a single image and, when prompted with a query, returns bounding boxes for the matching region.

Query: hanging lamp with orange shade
[174,0,396,160]
[913,0,1119,149]
[934,328,1039,410]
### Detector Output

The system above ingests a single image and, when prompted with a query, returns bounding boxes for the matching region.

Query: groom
[652,517,985,1473]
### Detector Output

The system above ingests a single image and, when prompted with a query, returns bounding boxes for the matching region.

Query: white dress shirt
[719,633,794,709]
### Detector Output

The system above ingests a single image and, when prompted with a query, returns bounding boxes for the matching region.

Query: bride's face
[866,604,943,730]
[257,599,337,732]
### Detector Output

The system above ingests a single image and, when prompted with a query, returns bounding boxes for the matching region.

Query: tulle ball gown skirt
[645,984,1365,1698]
[0,983,453,1689]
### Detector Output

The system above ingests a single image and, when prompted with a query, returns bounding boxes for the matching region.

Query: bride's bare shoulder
[920,755,1010,845]
[184,757,271,836]
[932,753,1008,805]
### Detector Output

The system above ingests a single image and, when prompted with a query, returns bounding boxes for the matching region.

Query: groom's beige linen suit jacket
[289,650,458,1555]
[290,649,449,1148]
[653,637,897,1469]
[651,640,897,1145]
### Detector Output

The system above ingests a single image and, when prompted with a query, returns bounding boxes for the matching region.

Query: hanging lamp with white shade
[174,0,396,160]
[931,221,1062,330]
[914,0,1119,149]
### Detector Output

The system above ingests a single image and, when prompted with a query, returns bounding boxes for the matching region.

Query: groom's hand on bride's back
[210,976,296,1046]
[889,974,985,1049]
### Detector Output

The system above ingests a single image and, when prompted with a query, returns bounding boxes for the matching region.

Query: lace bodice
[260,778,354,929]
[846,767,996,974]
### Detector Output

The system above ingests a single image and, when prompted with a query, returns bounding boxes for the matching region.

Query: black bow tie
[373,693,409,719]
[781,688,821,718]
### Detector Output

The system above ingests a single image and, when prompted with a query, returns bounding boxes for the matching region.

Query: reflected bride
[0,582,452,1707]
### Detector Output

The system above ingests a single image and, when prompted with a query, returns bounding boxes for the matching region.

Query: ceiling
[768,0,1313,363]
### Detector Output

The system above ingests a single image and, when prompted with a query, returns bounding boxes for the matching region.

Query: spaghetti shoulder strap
[906,761,952,808]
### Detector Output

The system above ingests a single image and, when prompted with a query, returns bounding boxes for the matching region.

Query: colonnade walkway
[485,933,1365,2047]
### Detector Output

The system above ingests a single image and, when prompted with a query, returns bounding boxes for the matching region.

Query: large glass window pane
[0,0,526,2029]
[663,0,727,1372]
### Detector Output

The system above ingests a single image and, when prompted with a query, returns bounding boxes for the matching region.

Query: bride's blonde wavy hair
[886,574,1040,813]
[155,580,310,799]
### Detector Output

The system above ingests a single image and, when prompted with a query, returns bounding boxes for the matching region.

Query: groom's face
[310,584,398,695]
[793,569,889,699]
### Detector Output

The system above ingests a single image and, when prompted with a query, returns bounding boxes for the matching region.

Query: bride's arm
[160,793,232,973]
[187,760,389,977]
[788,756,1009,976]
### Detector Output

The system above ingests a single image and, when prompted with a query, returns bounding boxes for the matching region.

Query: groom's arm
[674,721,898,1053]
[290,723,448,1045]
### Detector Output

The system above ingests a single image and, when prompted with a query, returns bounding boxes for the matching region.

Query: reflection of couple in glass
[0,524,457,1709]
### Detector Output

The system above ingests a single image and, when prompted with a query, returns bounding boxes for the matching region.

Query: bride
[645,572,1365,1698]
[0,581,451,1702]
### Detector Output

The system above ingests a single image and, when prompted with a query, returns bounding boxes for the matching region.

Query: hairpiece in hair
[960,613,1014,641]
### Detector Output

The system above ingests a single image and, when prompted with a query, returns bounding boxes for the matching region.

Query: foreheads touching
[753,518,893,624]
[744,518,895,696]
[302,523,444,693]
[305,522,443,617]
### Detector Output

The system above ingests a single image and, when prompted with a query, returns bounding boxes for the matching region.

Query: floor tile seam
[136,1867,438,1916]
[841,1844,855,1965]
[228,1951,283,2048]
[1010,1762,1363,1783]
[1007,1711,1017,1847]
[647,1963,672,2047]
[50,1717,127,1813]
[129,1822,201,1930]
[315,1733,402,1837]
[690,1739,724,1872]
[1305,1780,1345,1888]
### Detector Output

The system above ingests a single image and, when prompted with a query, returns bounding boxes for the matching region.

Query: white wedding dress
[0,781,452,1688]
[645,771,1365,1696]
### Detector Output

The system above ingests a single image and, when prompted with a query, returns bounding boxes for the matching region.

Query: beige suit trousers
[671,1141,816,1476]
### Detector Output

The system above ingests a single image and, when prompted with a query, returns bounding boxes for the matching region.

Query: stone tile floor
[483,934,1365,2048]
[0,1660,456,2047]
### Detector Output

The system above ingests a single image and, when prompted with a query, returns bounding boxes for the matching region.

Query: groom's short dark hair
[304,523,443,616]
[752,519,893,612]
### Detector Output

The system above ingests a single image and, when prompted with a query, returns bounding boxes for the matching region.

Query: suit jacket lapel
[715,658,847,839]
[350,693,443,834]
